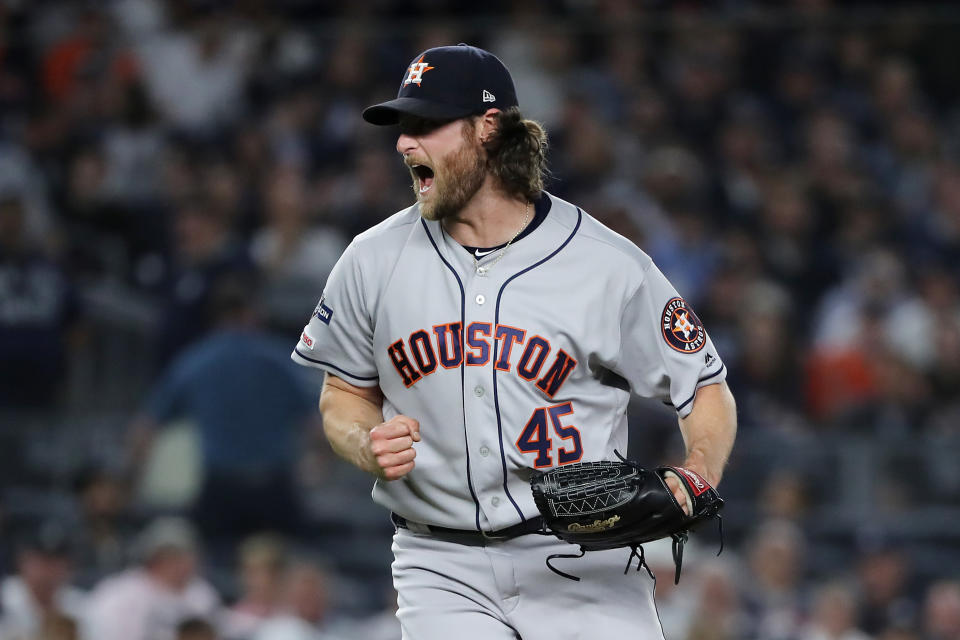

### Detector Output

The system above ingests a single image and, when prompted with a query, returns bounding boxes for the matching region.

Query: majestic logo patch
[313,296,333,325]
[403,55,435,86]
[661,297,706,353]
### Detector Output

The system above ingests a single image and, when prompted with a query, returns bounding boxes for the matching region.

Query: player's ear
[477,108,501,144]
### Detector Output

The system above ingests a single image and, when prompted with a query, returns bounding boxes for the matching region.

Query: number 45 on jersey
[515,402,583,468]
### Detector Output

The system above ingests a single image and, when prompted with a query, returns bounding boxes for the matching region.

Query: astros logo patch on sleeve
[661,297,706,353]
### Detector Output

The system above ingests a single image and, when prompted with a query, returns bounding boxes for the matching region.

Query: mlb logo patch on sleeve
[314,296,333,325]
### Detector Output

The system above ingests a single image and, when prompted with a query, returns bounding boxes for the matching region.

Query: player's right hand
[368,415,421,481]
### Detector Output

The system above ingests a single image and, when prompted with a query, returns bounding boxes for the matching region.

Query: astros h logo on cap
[403,55,435,86]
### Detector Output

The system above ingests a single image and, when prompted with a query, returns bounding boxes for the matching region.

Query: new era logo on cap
[362,44,519,126]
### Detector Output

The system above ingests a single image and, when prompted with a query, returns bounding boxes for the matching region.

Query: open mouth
[411,164,435,194]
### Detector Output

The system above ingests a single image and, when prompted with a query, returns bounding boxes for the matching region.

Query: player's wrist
[356,428,385,477]
[677,458,721,488]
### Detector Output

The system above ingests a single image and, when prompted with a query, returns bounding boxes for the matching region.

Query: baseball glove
[530,453,723,583]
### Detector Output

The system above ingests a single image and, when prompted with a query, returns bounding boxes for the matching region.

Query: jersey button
[491,497,501,507]
[474,385,485,397]
[475,294,485,305]
[479,446,490,457]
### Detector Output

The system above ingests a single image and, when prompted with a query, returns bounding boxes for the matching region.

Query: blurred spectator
[884,266,960,374]
[758,471,811,522]
[743,519,808,640]
[733,279,806,421]
[68,466,138,589]
[922,581,960,640]
[253,558,335,640]
[85,517,220,640]
[490,13,569,128]
[100,82,165,208]
[150,198,254,367]
[855,533,918,635]
[683,557,751,640]
[41,7,137,105]
[0,142,54,245]
[806,249,918,426]
[800,581,872,640]
[249,165,347,330]
[177,617,219,640]
[223,535,287,640]
[0,522,86,640]
[135,8,253,133]
[322,148,406,239]
[128,277,321,545]
[0,195,81,408]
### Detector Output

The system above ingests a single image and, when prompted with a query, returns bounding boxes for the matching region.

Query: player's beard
[410,134,487,222]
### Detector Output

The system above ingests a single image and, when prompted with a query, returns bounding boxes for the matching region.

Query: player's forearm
[677,381,737,486]
[318,380,385,475]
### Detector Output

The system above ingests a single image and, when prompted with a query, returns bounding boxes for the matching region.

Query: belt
[391,513,544,545]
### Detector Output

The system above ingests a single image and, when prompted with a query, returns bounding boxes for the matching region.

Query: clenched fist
[368,415,421,480]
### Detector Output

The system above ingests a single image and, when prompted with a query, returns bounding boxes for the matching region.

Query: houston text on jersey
[386,321,578,396]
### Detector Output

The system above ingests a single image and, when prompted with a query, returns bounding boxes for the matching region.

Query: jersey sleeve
[614,261,726,417]
[290,240,379,387]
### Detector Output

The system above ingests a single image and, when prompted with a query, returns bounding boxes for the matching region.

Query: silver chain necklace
[474,202,532,276]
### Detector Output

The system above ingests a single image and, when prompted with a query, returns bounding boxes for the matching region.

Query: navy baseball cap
[362,44,518,126]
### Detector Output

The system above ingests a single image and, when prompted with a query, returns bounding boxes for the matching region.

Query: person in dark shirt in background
[0,194,81,408]
[153,198,254,368]
[128,275,321,547]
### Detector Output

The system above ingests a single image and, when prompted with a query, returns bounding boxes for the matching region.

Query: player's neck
[440,181,530,248]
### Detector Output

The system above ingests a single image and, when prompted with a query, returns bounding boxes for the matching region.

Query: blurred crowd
[3,509,960,640]
[1,0,960,639]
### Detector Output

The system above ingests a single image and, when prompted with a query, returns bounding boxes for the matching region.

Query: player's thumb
[407,417,421,442]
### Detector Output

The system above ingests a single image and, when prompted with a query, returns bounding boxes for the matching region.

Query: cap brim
[362,97,475,125]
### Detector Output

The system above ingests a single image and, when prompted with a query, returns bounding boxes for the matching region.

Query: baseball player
[292,44,737,639]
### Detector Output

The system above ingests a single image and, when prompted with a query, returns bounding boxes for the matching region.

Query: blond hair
[481,107,549,202]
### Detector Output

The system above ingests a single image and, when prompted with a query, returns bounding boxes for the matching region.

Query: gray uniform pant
[391,527,666,640]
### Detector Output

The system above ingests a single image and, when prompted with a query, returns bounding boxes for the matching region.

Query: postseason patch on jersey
[313,295,333,325]
[300,328,316,350]
[661,297,706,353]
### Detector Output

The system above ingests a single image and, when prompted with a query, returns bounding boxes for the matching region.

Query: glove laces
[545,547,587,581]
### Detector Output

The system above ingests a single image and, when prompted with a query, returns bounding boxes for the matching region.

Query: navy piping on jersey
[650,571,666,638]
[675,363,727,413]
[292,349,379,381]
[420,217,483,533]
[491,207,583,523]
